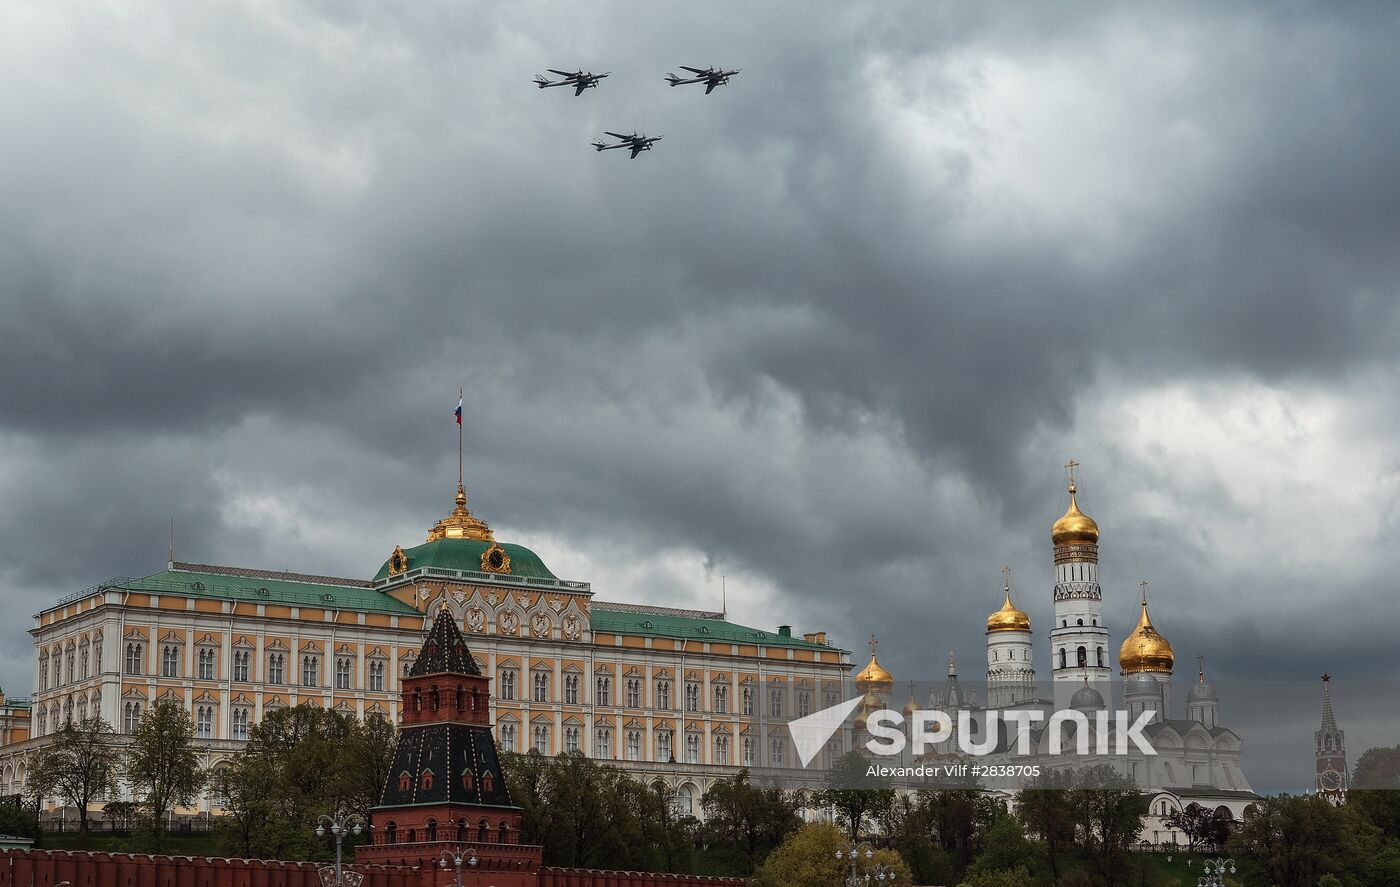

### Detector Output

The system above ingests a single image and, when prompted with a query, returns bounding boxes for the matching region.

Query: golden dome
[854,636,894,694]
[1051,482,1100,546]
[427,483,495,542]
[902,682,921,718]
[987,570,1031,633]
[1119,589,1174,674]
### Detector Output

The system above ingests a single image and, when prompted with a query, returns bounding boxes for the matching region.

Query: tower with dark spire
[1315,673,1348,805]
[356,608,542,883]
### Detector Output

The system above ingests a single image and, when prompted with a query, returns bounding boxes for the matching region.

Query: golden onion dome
[902,682,922,718]
[854,638,895,694]
[987,576,1031,633]
[1119,592,1174,674]
[1051,482,1100,546]
[427,483,495,543]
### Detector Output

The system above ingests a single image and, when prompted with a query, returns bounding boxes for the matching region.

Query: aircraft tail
[665,73,681,86]
[590,140,608,151]
[534,75,551,88]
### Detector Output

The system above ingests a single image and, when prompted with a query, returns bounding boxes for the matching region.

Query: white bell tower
[1049,461,1112,710]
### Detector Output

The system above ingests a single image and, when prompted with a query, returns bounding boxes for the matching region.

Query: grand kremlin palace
[0,482,853,818]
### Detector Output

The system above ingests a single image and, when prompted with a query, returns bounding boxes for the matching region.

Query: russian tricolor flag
[455,395,463,425]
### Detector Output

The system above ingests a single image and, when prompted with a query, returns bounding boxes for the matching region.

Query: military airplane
[534,69,610,96]
[664,65,740,94]
[591,131,663,159]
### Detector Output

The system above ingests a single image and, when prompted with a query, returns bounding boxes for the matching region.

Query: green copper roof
[590,604,842,652]
[373,538,557,582]
[110,566,419,616]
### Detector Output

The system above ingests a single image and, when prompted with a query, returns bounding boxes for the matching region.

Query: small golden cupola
[854,636,895,695]
[1119,581,1174,674]
[1051,467,1100,547]
[986,569,1031,634]
[427,482,495,542]
[902,681,922,718]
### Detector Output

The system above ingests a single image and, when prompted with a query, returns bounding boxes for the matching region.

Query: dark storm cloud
[3,1,1399,792]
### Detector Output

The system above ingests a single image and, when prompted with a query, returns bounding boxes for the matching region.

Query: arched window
[1097,647,1105,667]
[406,828,416,844]
[425,818,437,842]
[429,685,439,710]
[412,688,422,712]
[478,819,489,842]
[455,685,464,710]
[499,821,510,844]
[1076,646,1087,667]
[385,821,397,844]
[1059,649,1067,669]
[456,818,468,841]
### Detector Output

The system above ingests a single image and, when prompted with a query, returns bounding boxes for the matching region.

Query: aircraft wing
[680,65,709,74]
[629,145,643,159]
[705,82,716,95]
[548,69,579,78]
[574,83,587,96]
[604,131,632,141]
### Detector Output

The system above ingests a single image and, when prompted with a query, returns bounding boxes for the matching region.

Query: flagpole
[458,386,464,491]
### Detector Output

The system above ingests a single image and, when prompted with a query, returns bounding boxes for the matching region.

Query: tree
[1016,769,1076,880]
[962,815,1034,881]
[700,769,802,874]
[957,867,1034,887]
[1164,802,1231,852]
[0,802,39,841]
[919,784,999,875]
[211,753,278,859]
[340,713,396,817]
[124,700,204,850]
[1349,745,1400,840]
[1229,794,1371,887]
[1068,765,1146,887]
[753,822,911,887]
[27,716,120,835]
[816,751,896,843]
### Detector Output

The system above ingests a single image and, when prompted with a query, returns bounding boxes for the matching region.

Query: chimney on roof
[778,625,792,638]
[803,631,828,645]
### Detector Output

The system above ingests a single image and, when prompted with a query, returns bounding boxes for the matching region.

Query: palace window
[742,737,755,767]
[233,650,250,682]
[532,672,550,703]
[770,738,784,767]
[769,688,784,718]
[626,730,642,761]
[368,660,385,692]
[123,701,142,733]
[595,676,612,706]
[66,648,75,683]
[657,730,673,762]
[714,734,729,764]
[684,682,699,712]
[564,726,581,754]
[80,645,90,680]
[798,691,812,718]
[714,685,728,713]
[684,732,700,764]
[196,705,214,739]
[301,655,319,687]
[197,648,216,681]
[626,678,641,708]
[674,785,694,817]
[656,680,671,710]
[742,685,753,716]
[161,645,180,678]
[499,668,516,701]
[231,708,250,741]
[335,657,353,690]
[564,674,580,705]
[499,723,517,752]
[533,724,549,754]
[268,653,285,685]
[824,690,837,709]
[595,727,612,759]
[77,698,88,722]
[64,697,74,725]
[39,652,49,689]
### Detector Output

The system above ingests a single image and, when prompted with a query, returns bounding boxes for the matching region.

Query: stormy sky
[3,2,1399,791]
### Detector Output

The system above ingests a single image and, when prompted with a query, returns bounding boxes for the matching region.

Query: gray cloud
[3,1,1399,793]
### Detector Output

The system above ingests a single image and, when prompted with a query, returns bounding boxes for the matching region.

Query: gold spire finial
[1197,655,1206,684]
[1002,564,1011,593]
[855,635,894,694]
[1140,579,1149,606]
[427,480,495,542]
[987,566,1031,633]
[1065,459,1080,494]
[869,634,878,658]
[947,650,957,675]
[1052,460,1099,546]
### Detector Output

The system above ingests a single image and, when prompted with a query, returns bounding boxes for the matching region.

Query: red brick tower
[357,608,542,885]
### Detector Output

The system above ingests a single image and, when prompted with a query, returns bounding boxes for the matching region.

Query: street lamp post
[835,841,896,886]
[1197,856,1236,887]
[438,847,479,887]
[315,813,367,887]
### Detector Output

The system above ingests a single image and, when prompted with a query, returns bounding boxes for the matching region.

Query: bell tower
[1049,461,1112,710]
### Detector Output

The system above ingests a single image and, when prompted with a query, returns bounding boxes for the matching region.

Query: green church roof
[372,538,557,582]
